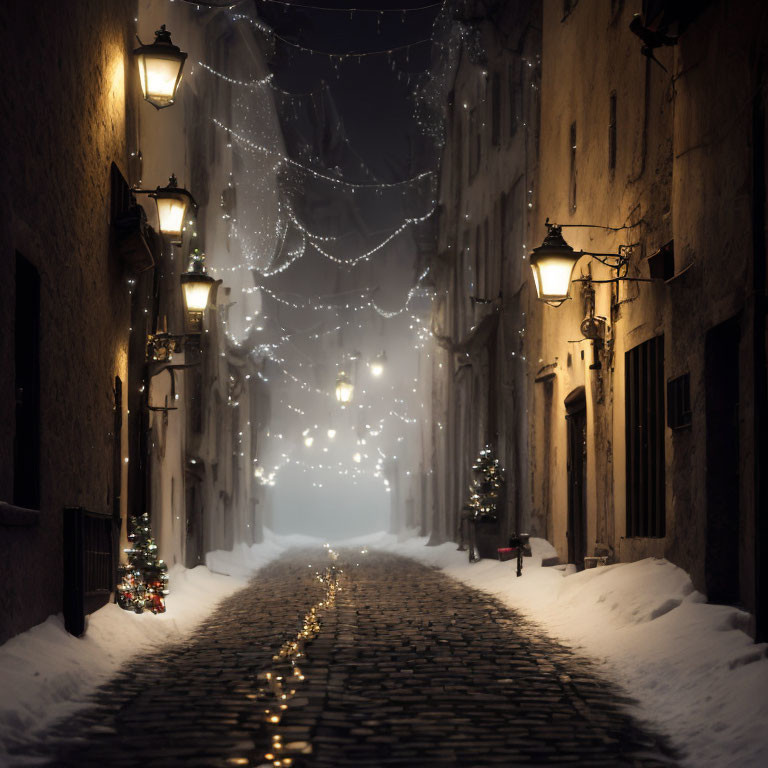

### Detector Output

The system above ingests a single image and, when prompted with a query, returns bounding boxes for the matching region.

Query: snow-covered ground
[0,531,315,766]
[1,530,766,767]
[360,532,768,768]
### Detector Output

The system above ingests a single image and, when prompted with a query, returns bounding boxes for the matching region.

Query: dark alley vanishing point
[17,551,675,768]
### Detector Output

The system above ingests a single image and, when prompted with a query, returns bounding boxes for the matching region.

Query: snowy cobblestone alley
[17,551,677,767]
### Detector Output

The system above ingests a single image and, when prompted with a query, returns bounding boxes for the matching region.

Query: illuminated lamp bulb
[327,429,336,439]
[304,436,314,448]
[134,25,187,109]
[352,452,362,463]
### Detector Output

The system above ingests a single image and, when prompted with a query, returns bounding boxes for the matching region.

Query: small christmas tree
[466,446,503,521]
[117,512,169,614]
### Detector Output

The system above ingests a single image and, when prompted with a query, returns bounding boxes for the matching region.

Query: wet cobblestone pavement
[19,550,677,767]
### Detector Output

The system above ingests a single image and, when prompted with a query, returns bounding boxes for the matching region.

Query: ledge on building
[0,501,40,527]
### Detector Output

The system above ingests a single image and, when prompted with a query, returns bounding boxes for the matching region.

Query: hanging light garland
[214,118,435,190]
[232,13,434,62]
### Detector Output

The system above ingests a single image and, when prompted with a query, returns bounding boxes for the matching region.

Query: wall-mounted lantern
[149,175,196,244]
[146,252,215,361]
[180,251,215,330]
[134,25,187,110]
[335,371,353,404]
[133,175,196,245]
[529,225,582,306]
[530,219,645,307]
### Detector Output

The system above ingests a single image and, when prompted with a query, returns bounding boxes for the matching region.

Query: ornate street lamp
[180,251,215,330]
[530,220,645,307]
[529,224,582,307]
[335,371,353,404]
[149,175,196,244]
[134,25,187,110]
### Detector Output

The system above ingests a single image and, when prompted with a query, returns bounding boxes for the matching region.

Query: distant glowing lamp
[335,372,353,404]
[529,224,582,306]
[304,436,314,448]
[180,251,215,328]
[134,25,187,109]
[352,452,362,463]
[150,175,196,244]
[327,429,336,439]
[370,351,386,377]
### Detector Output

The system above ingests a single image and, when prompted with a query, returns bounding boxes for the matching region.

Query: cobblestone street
[19,551,677,767]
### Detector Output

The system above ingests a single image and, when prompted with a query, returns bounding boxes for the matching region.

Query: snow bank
[359,533,768,768]
[0,531,294,764]
[2,529,766,768]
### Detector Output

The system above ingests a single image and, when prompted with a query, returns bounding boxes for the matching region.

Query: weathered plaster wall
[531,0,761,617]
[0,0,137,643]
[137,0,282,565]
[430,1,540,545]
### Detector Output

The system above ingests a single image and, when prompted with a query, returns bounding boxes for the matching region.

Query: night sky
[254,0,441,181]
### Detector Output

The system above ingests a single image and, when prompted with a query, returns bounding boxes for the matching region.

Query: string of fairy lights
[157,0,446,501]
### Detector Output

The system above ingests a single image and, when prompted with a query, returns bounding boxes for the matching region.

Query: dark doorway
[185,475,204,567]
[705,315,741,605]
[565,387,587,569]
[14,253,41,510]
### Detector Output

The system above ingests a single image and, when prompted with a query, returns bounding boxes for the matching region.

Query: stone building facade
[428,0,768,640]
[0,0,140,644]
[0,0,282,643]
[136,0,282,567]
[428,0,541,548]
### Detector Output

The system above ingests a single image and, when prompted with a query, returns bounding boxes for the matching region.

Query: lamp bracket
[146,331,201,362]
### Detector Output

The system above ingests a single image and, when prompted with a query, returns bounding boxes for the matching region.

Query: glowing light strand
[233,13,434,59]
[214,118,435,190]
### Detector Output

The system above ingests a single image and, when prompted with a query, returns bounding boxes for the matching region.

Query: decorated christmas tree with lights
[467,446,503,522]
[117,512,169,614]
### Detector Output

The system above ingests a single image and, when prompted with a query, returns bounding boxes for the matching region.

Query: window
[468,107,481,179]
[569,122,577,213]
[648,240,674,281]
[110,163,131,223]
[625,335,665,538]
[483,218,490,297]
[609,91,617,172]
[508,62,521,138]
[454,112,463,203]
[14,253,41,510]
[491,72,501,146]
[667,373,691,430]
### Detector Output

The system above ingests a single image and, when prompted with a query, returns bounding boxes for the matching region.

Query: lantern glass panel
[136,53,184,108]
[154,195,187,238]
[182,279,213,313]
[530,253,580,302]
